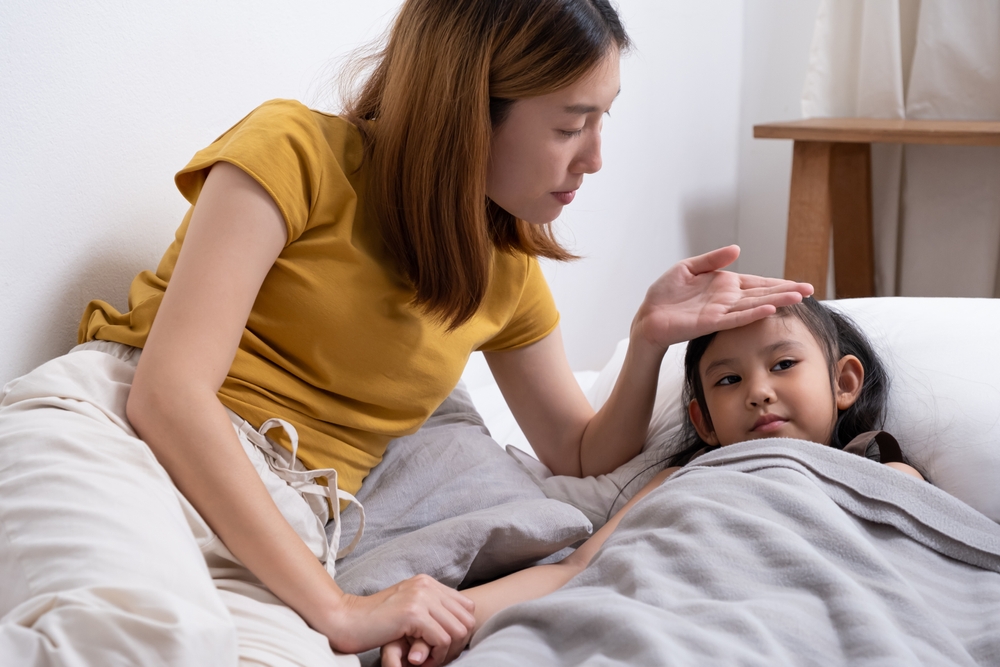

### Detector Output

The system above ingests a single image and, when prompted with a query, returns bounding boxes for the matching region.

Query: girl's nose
[746,378,776,408]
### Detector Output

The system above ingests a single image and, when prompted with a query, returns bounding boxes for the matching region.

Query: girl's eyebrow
[702,339,804,377]
[703,357,737,377]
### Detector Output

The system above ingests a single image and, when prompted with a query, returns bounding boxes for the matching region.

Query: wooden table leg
[829,142,875,298]
[783,140,876,299]
[784,141,833,296]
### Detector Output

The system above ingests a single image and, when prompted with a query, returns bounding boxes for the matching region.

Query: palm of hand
[635,247,813,350]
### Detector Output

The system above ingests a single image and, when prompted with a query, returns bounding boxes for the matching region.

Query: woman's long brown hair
[343,0,630,329]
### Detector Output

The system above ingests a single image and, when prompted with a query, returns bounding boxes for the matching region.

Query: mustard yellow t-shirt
[79,99,560,496]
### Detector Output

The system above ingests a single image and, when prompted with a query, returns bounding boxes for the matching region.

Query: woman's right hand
[319,574,475,662]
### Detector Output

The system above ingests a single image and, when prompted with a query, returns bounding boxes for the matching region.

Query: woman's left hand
[633,245,813,351]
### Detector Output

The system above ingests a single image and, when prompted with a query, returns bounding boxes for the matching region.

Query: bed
[331,297,1000,666]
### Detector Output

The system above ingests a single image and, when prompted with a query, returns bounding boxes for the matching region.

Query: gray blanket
[458,439,1000,666]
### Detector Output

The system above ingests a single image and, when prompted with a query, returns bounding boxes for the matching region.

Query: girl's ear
[688,400,719,446]
[835,354,865,410]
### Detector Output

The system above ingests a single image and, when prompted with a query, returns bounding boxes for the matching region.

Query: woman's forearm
[126,385,346,635]
[578,328,666,477]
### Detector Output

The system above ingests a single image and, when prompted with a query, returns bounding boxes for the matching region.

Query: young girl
[0,1,812,665]
[382,297,923,667]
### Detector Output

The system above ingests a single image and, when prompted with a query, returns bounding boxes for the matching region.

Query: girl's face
[486,52,620,225]
[689,315,864,447]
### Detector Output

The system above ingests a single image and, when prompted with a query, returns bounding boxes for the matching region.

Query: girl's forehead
[703,315,817,359]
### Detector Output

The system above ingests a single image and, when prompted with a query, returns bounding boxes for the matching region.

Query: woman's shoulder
[219,99,363,168]
[175,100,365,244]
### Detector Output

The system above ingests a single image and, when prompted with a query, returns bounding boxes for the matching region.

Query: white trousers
[0,341,361,667]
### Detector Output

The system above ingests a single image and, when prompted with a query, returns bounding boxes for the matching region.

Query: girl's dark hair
[342,0,630,329]
[671,297,889,466]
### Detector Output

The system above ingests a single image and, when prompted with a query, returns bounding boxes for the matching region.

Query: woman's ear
[835,354,865,410]
[688,400,719,446]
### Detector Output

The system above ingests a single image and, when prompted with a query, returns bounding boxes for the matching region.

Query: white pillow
[507,297,1000,525]
[831,298,1000,521]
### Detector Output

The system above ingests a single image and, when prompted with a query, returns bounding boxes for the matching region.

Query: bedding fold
[459,438,1000,666]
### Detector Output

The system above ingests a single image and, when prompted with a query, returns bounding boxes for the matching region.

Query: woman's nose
[573,132,602,174]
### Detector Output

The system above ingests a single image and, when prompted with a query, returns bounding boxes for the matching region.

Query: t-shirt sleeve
[173,99,328,245]
[478,256,561,352]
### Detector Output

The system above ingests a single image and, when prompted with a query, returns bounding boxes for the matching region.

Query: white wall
[545,0,746,370]
[734,0,823,281]
[0,1,405,386]
[1,0,750,386]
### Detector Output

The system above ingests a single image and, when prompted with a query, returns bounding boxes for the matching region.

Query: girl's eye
[559,128,584,138]
[772,359,796,372]
[716,374,741,386]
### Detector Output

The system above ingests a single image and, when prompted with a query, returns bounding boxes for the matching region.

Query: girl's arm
[128,163,474,661]
[487,246,813,478]
[381,466,679,667]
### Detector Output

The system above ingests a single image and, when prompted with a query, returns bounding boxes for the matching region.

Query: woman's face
[486,52,621,225]
[690,315,863,448]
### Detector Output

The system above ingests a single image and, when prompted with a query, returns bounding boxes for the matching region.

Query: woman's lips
[552,190,576,205]
[752,414,787,432]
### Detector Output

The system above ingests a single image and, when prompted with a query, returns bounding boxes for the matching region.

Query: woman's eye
[772,359,796,371]
[559,128,584,138]
[716,375,740,386]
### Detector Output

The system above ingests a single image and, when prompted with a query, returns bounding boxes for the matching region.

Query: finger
[428,603,472,648]
[737,284,810,300]
[412,615,451,659]
[408,638,433,665]
[381,639,406,667]
[428,638,450,667]
[714,304,781,330]
[451,590,476,613]
[684,245,740,276]
[441,594,477,631]
[726,291,807,313]
[737,273,814,295]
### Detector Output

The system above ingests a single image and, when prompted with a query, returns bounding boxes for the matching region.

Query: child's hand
[633,245,814,351]
[382,636,461,667]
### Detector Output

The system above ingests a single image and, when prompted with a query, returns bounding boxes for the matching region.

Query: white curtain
[802,0,1000,297]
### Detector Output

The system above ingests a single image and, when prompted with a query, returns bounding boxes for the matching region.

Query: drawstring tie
[241,417,365,576]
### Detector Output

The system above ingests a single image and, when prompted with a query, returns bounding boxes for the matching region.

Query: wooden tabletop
[754,117,1000,145]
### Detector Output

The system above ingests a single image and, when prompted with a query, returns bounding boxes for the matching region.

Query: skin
[128,48,812,664]
[689,315,864,447]
[486,52,618,225]
[689,315,925,480]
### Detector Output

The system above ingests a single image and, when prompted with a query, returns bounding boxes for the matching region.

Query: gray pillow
[330,382,592,596]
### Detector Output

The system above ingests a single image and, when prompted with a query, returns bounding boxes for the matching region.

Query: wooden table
[753,118,1000,298]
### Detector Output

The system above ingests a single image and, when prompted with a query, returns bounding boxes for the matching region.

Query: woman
[0,0,811,665]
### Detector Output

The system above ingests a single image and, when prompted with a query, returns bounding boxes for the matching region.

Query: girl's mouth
[752,414,788,432]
